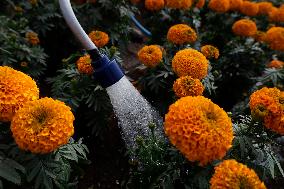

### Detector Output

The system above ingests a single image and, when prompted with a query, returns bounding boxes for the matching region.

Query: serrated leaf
[0,163,21,185]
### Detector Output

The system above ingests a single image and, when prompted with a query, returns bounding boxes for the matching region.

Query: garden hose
[59,0,124,88]
[129,14,152,37]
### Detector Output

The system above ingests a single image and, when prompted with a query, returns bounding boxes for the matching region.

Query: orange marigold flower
[167,24,197,45]
[166,0,193,9]
[257,2,274,15]
[172,49,208,79]
[164,96,233,166]
[88,30,109,48]
[201,45,220,59]
[232,19,257,37]
[210,160,267,189]
[267,60,284,69]
[240,1,259,16]
[25,31,40,45]
[195,0,205,9]
[137,45,163,67]
[229,0,243,11]
[145,0,164,11]
[268,7,284,22]
[253,30,267,42]
[76,54,94,75]
[264,113,284,135]
[173,76,204,97]
[208,0,230,13]
[11,97,75,154]
[0,66,39,122]
[266,27,284,51]
[249,87,282,120]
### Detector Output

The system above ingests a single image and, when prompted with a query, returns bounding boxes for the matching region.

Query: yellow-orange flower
[173,76,204,97]
[257,2,274,15]
[0,66,39,122]
[25,31,40,45]
[266,27,284,51]
[208,0,230,13]
[172,49,208,79]
[229,0,243,11]
[166,0,193,9]
[88,30,109,48]
[240,1,259,16]
[164,96,233,166]
[201,45,220,59]
[267,60,284,69]
[253,30,267,42]
[145,0,164,11]
[210,160,267,189]
[232,19,257,37]
[167,24,197,45]
[76,54,94,75]
[268,7,284,23]
[249,87,282,120]
[137,45,163,67]
[264,113,284,135]
[11,97,75,154]
[195,0,205,9]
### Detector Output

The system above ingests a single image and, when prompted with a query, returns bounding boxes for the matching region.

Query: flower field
[0,0,284,188]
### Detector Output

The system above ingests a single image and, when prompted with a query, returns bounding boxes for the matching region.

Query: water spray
[59,0,163,151]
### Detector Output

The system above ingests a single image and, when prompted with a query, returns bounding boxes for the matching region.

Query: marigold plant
[88,30,109,48]
[166,0,193,9]
[164,96,233,166]
[240,1,259,16]
[267,60,284,69]
[266,27,284,51]
[0,66,39,122]
[257,2,274,15]
[145,0,164,11]
[137,45,163,67]
[167,24,197,45]
[210,159,267,189]
[11,97,75,154]
[269,7,284,22]
[195,0,205,9]
[25,31,40,45]
[229,0,243,11]
[173,76,204,97]
[76,54,94,75]
[208,0,230,13]
[232,19,257,37]
[171,49,208,79]
[201,45,220,59]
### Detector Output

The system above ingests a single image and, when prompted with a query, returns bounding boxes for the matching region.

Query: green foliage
[0,15,47,78]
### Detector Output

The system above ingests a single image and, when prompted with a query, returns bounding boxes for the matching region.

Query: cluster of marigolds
[0,66,74,154]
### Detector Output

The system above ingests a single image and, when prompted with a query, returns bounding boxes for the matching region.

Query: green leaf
[0,162,21,185]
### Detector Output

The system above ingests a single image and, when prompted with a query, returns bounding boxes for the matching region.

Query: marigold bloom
[210,160,267,189]
[88,30,109,48]
[25,31,40,45]
[240,1,259,16]
[232,19,257,37]
[167,24,197,45]
[166,0,193,9]
[264,113,284,135]
[249,87,282,120]
[208,0,230,13]
[138,45,163,67]
[266,27,284,51]
[173,76,204,97]
[201,45,220,59]
[172,49,208,79]
[253,30,267,42]
[268,7,284,22]
[164,96,233,166]
[195,0,205,9]
[76,54,94,75]
[267,60,284,69]
[11,97,75,154]
[257,2,274,15]
[145,0,164,11]
[0,66,39,122]
[229,0,243,11]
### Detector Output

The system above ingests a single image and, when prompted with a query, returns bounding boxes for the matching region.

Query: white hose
[59,0,97,50]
